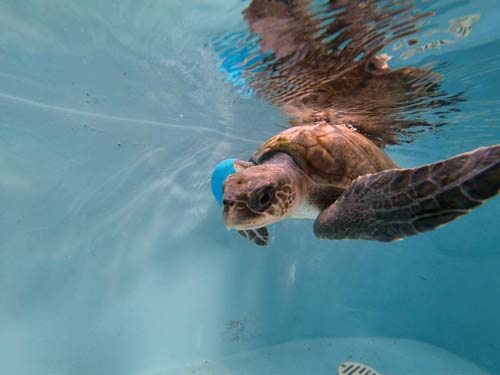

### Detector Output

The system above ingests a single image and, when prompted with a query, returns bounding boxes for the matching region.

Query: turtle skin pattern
[314,145,500,241]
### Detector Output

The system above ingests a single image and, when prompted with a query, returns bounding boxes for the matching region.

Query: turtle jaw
[222,201,281,230]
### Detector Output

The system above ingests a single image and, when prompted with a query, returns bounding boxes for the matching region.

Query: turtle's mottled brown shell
[252,122,397,189]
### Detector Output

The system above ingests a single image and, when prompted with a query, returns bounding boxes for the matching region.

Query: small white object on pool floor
[338,361,382,375]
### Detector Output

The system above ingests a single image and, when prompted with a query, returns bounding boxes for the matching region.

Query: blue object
[211,158,238,206]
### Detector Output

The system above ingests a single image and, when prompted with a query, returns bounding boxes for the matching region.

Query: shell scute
[252,123,397,188]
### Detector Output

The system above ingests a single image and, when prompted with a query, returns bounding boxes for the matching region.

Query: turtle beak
[222,197,237,229]
[222,198,263,230]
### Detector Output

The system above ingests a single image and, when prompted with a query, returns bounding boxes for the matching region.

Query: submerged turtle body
[222,122,500,246]
[252,122,397,188]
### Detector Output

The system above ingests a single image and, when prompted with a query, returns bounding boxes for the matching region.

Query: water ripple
[0,91,261,144]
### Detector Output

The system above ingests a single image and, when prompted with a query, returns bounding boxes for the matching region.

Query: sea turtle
[220,122,500,246]
[213,0,500,246]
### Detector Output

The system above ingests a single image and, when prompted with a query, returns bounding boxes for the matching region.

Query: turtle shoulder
[252,123,397,188]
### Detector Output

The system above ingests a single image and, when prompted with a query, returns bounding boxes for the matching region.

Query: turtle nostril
[223,199,235,207]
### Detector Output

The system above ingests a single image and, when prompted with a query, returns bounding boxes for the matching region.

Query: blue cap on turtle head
[211,158,238,206]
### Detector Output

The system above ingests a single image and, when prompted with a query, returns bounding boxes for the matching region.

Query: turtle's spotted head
[222,154,305,230]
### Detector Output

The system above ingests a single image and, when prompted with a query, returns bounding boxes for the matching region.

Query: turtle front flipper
[238,227,269,246]
[314,145,500,242]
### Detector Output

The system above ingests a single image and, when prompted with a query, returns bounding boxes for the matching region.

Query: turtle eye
[249,186,275,212]
[259,191,272,206]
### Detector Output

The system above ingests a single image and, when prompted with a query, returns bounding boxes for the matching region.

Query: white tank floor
[155,337,493,375]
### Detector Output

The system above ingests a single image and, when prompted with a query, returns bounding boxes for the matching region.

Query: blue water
[1,1,500,374]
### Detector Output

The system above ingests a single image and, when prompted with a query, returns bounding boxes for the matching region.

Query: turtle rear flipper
[314,145,500,241]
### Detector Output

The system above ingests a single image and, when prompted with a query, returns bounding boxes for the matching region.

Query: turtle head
[222,155,304,230]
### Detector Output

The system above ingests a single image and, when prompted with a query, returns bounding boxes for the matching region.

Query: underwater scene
[1,0,500,374]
